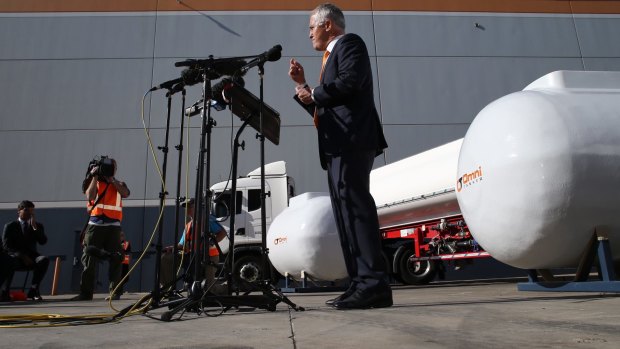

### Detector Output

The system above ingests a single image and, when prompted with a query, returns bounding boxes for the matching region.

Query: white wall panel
[153,13,376,58]
[0,59,154,130]
[583,58,620,71]
[575,16,620,57]
[382,124,470,165]
[377,56,584,125]
[373,13,580,57]
[0,15,156,59]
[0,129,149,203]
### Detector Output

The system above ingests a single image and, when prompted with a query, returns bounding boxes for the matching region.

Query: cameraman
[72,157,130,301]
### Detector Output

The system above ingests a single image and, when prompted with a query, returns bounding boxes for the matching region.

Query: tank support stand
[518,231,620,292]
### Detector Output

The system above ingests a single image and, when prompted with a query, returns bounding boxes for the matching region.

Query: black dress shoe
[27,288,43,301]
[333,287,393,310]
[325,285,357,306]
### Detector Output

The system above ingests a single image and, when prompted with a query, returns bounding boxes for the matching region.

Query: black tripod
[118,54,303,322]
[160,60,303,320]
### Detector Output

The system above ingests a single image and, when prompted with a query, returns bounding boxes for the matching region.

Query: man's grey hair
[313,3,346,29]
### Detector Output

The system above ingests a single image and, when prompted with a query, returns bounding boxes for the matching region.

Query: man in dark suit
[2,200,49,301]
[288,3,391,309]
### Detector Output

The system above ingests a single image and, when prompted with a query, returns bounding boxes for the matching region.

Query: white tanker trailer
[268,139,485,285]
[267,70,620,284]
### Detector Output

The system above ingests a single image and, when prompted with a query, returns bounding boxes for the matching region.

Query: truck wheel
[233,255,263,290]
[398,249,437,285]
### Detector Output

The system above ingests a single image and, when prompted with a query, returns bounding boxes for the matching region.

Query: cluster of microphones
[149,45,282,116]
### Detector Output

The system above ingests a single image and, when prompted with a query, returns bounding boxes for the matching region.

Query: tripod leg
[267,284,305,311]
[160,297,197,322]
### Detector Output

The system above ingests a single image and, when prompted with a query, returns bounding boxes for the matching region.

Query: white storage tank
[457,71,620,269]
[267,192,347,281]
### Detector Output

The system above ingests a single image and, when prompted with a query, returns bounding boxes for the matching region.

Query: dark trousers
[117,263,129,294]
[80,224,122,296]
[326,150,388,291]
[6,254,49,290]
[0,252,16,293]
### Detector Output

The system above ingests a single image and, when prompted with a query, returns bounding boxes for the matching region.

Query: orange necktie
[313,50,330,128]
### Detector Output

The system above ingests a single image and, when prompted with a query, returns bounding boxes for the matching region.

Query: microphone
[84,246,121,260]
[184,77,245,116]
[213,76,244,105]
[240,45,282,73]
[149,68,203,92]
[174,58,248,80]
[184,100,225,117]
[149,77,183,92]
[166,82,185,97]
[174,58,199,68]
[181,67,203,86]
[185,100,204,117]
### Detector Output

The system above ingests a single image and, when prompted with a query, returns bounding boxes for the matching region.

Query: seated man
[160,198,227,294]
[2,200,49,301]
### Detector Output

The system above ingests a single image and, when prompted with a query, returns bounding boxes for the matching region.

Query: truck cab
[210,161,295,286]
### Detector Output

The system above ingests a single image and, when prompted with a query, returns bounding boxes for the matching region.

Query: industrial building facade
[1,0,619,294]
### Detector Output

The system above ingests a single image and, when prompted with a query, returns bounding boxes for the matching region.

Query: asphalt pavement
[1,279,619,349]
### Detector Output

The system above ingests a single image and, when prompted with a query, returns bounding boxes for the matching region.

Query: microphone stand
[192,70,215,296]
[116,84,197,319]
[254,63,296,301]
[127,72,218,320]
[150,88,174,306]
[170,88,187,297]
[257,63,271,284]
[214,64,303,311]
[157,61,224,320]
[160,65,304,320]
[119,54,304,322]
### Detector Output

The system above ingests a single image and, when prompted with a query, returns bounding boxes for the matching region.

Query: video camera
[86,155,115,178]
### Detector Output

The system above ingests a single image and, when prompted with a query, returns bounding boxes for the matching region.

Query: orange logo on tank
[456,166,483,192]
[274,237,287,245]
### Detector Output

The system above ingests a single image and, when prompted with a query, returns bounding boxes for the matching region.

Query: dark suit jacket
[2,220,47,259]
[295,33,387,169]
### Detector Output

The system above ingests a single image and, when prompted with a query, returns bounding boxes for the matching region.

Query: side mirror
[213,201,230,222]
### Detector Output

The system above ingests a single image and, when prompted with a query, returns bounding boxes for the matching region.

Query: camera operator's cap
[181,198,195,207]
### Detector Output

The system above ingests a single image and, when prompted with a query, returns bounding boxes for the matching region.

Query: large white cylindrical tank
[267,192,347,281]
[370,139,463,230]
[457,71,620,269]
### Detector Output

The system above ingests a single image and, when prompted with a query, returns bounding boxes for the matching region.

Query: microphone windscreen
[267,45,282,62]
[219,77,245,103]
[181,68,203,86]
[215,59,248,77]
[212,78,233,106]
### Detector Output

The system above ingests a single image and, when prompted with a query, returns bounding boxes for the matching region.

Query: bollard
[51,256,61,296]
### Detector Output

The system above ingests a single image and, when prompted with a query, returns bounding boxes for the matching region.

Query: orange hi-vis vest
[121,241,130,265]
[88,182,123,221]
[184,221,219,257]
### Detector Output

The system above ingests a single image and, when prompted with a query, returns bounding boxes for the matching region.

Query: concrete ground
[1,279,619,349]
